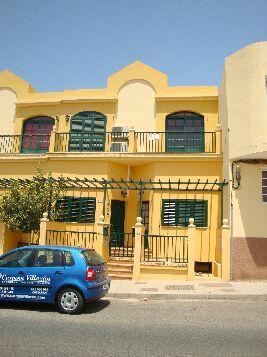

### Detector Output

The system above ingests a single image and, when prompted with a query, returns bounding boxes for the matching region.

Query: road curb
[108,292,267,301]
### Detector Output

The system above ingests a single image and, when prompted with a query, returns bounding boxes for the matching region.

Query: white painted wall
[116,80,156,131]
[0,88,17,134]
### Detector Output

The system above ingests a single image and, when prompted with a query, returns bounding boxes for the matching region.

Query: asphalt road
[0,299,266,357]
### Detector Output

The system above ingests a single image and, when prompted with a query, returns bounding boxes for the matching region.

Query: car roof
[17,245,95,252]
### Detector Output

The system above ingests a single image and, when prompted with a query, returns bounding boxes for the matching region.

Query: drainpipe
[230,187,234,280]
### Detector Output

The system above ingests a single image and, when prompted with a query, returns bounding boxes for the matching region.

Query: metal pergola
[0,177,227,221]
[0,177,227,191]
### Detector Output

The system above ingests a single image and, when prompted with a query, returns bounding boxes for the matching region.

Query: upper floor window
[21,116,54,153]
[165,112,204,153]
[262,171,267,202]
[69,111,106,152]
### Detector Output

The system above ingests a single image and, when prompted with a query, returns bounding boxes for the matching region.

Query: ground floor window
[141,201,149,233]
[56,197,96,223]
[162,199,208,227]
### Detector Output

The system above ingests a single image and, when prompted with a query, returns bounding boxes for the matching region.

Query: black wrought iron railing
[0,131,217,154]
[135,131,216,153]
[0,134,51,154]
[54,132,128,152]
[46,229,97,249]
[141,234,188,264]
[0,135,21,153]
[109,232,134,258]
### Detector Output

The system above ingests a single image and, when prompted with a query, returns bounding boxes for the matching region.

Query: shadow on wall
[233,163,267,277]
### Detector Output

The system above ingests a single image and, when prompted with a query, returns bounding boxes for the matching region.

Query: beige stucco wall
[221,42,267,160]
[220,42,267,238]
[116,80,156,131]
[230,163,267,238]
[0,88,17,134]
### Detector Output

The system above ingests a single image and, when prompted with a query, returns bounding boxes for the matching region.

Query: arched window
[165,112,204,152]
[22,116,55,153]
[69,111,107,151]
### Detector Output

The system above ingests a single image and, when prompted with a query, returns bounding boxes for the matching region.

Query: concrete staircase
[107,259,134,280]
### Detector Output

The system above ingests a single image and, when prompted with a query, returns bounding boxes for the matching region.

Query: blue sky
[0,0,266,91]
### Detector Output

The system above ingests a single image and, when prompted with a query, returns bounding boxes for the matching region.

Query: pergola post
[132,217,143,281]
[187,218,196,280]
[0,221,6,255]
[221,218,231,281]
[95,215,109,262]
[39,212,49,245]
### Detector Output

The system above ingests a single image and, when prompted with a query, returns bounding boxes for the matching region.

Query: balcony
[0,130,220,155]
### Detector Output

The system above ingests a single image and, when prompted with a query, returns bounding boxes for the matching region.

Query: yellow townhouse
[0,60,229,281]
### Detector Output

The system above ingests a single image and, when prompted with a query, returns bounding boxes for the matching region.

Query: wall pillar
[221,218,231,281]
[95,215,109,262]
[128,127,136,153]
[132,217,143,281]
[215,124,222,154]
[187,218,196,281]
[39,212,49,245]
[49,125,56,153]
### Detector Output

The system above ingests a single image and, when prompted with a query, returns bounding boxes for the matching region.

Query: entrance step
[107,259,134,280]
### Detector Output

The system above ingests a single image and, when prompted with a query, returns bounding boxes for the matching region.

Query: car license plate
[102,284,109,291]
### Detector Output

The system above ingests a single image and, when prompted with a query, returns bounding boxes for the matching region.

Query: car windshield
[81,250,105,266]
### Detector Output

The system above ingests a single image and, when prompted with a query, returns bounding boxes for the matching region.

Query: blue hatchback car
[0,245,110,314]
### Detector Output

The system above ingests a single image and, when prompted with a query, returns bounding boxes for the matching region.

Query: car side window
[62,251,74,266]
[32,249,62,267]
[0,249,34,268]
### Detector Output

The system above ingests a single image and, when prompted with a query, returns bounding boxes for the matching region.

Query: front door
[110,200,125,247]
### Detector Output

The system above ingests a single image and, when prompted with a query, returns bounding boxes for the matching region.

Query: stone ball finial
[136,217,142,224]
[189,217,195,226]
[222,218,230,228]
[43,212,48,219]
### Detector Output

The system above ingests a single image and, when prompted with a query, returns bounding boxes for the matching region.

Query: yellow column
[132,217,143,281]
[187,218,196,281]
[221,218,231,281]
[0,222,6,255]
[215,124,222,154]
[39,212,49,245]
[49,125,56,153]
[128,127,136,153]
[95,215,109,262]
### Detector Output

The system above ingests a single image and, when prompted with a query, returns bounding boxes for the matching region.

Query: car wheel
[57,288,84,314]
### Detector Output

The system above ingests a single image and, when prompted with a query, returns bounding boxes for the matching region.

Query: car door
[25,248,65,303]
[0,248,34,302]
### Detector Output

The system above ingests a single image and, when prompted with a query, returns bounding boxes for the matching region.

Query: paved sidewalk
[108,280,267,301]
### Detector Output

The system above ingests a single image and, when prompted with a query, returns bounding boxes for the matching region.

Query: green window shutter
[68,197,80,222]
[56,197,70,222]
[162,200,176,226]
[80,198,96,223]
[56,196,96,223]
[177,200,192,226]
[193,200,208,227]
[161,199,208,227]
